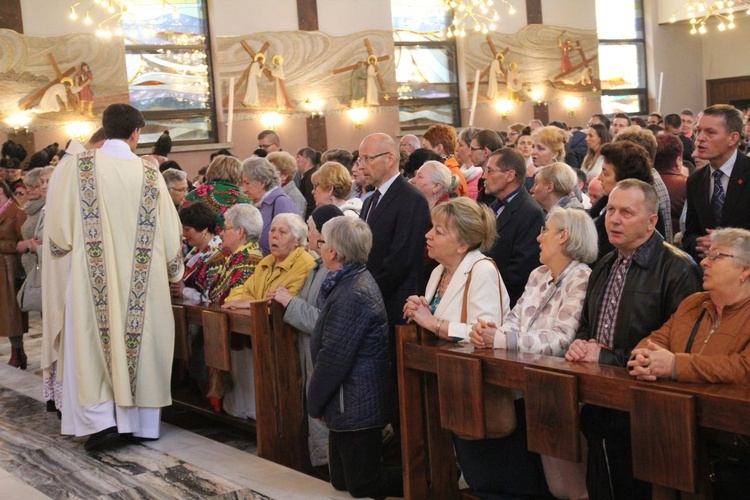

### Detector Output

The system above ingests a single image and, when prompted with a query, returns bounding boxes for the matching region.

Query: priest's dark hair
[102,103,146,140]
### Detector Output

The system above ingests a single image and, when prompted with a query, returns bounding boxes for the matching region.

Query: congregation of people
[2,102,750,499]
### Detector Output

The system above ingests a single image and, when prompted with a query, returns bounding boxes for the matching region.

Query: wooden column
[297,0,319,31]
[525,0,543,25]
[0,0,23,33]
[297,0,328,151]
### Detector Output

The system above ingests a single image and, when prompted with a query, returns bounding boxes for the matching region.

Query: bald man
[360,133,431,350]
[398,134,421,155]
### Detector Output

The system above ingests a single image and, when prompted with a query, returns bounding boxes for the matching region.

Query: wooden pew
[397,324,750,499]
[171,299,311,474]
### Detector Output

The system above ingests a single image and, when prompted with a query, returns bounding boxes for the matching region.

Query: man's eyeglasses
[483,166,510,175]
[258,143,276,150]
[169,187,188,193]
[357,152,390,164]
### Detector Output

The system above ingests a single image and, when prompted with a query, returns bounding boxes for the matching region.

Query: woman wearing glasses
[628,227,750,383]
[628,227,750,497]
[162,168,189,210]
[470,207,597,499]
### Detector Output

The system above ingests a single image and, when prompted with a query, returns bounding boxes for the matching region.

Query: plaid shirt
[652,169,673,243]
[595,243,647,348]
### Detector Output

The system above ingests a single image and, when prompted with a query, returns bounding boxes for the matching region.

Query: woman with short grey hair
[267,151,306,216]
[530,162,583,212]
[308,215,403,498]
[470,206,596,499]
[208,203,263,304]
[239,156,300,256]
[162,168,189,208]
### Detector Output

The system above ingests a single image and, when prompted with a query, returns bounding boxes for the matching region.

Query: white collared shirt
[100,139,138,160]
[374,171,401,200]
[708,149,738,199]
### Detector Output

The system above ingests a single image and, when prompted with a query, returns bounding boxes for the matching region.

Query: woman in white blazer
[403,197,509,341]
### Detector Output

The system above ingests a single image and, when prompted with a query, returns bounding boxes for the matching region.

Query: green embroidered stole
[76,151,159,399]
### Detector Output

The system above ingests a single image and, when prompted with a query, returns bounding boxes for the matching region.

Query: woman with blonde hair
[532,126,568,169]
[404,197,509,341]
[311,161,362,217]
[410,161,459,209]
[530,162,583,212]
[182,154,251,230]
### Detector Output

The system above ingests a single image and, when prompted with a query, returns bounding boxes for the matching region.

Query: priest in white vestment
[44,103,184,448]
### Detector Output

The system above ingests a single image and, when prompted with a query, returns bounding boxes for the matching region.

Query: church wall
[3,0,654,175]
[643,0,705,115]
[700,14,750,82]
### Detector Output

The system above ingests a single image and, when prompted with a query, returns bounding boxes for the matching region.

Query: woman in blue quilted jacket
[307,216,403,498]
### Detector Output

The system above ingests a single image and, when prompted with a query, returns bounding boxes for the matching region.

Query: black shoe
[84,426,120,451]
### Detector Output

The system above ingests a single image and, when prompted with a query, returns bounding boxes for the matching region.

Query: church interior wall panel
[701,15,750,83]
[209,0,300,36]
[643,0,704,114]
[541,0,597,31]
[323,108,400,150]
[317,0,394,35]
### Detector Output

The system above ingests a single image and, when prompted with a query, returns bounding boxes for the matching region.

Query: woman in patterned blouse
[470,206,598,500]
[208,203,263,305]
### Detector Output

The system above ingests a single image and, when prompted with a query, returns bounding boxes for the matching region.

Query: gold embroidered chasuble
[45,146,184,408]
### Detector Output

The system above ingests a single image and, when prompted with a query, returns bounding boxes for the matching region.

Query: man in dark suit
[683,105,750,260]
[359,133,431,346]
[484,147,545,308]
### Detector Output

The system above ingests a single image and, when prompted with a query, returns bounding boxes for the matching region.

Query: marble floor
[0,315,355,499]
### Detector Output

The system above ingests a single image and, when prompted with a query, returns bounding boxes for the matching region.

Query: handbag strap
[684,309,708,353]
[461,257,503,325]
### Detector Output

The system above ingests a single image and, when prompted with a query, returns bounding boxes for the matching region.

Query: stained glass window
[122,0,215,144]
[595,0,647,115]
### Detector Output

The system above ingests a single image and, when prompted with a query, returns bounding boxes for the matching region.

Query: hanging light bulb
[718,22,726,30]
[101,0,109,8]
[690,26,698,34]
[84,11,92,25]
[698,23,707,34]
[669,14,676,23]
[69,6,78,20]
[509,6,516,15]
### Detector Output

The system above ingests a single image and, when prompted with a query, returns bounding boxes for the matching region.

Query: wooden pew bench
[171,299,312,474]
[397,324,750,499]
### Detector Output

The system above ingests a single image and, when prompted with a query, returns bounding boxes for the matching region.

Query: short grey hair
[547,207,598,264]
[421,161,459,195]
[41,165,55,178]
[272,213,307,246]
[536,162,577,197]
[224,203,263,243]
[322,216,372,264]
[23,168,43,188]
[162,168,187,188]
[242,157,280,190]
[711,228,750,268]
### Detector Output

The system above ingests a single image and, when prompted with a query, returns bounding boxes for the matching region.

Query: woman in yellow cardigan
[221,213,315,418]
